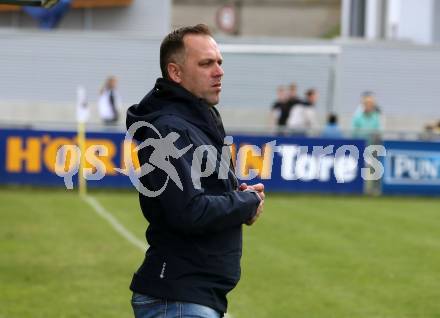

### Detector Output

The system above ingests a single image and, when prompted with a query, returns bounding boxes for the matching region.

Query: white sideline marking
[82,195,146,251]
[82,195,235,318]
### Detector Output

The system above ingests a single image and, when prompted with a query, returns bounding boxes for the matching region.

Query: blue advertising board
[233,135,365,194]
[0,128,133,188]
[0,128,366,194]
[383,140,440,195]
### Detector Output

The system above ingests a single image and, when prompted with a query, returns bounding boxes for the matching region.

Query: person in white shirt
[287,88,318,134]
[98,76,122,125]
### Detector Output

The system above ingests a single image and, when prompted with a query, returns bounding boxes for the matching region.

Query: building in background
[0,0,340,38]
[341,0,440,45]
[173,0,341,38]
[0,0,170,35]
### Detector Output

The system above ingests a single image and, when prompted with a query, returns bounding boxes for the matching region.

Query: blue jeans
[131,293,223,318]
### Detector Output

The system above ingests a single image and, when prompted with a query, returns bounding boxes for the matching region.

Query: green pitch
[1,188,440,318]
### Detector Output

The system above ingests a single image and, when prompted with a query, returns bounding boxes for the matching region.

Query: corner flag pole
[76,86,89,196]
[77,121,87,196]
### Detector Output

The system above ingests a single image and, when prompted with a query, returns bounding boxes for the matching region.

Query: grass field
[1,188,440,318]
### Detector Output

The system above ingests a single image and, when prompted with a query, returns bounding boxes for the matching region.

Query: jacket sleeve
[137,124,261,236]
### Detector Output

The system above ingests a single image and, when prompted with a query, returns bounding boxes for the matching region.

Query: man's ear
[167,63,182,83]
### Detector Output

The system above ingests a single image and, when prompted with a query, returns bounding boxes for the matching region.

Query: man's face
[176,34,224,106]
[277,87,288,102]
[363,96,375,113]
[108,77,117,89]
[289,86,297,98]
[308,92,318,104]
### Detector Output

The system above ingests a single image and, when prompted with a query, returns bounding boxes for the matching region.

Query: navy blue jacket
[127,78,261,314]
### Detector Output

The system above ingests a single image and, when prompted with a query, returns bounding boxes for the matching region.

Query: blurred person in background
[270,85,289,130]
[287,88,318,134]
[421,120,440,140]
[286,82,302,109]
[98,76,121,125]
[322,113,343,138]
[351,91,382,140]
[126,24,264,318]
[433,120,440,133]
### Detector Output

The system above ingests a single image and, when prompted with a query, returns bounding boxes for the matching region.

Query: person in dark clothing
[286,83,302,109]
[126,24,265,318]
[271,83,302,135]
[271,85,289,127]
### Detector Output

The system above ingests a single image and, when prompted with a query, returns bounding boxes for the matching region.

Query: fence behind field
[1,125,439,196]
[1,30,440,133]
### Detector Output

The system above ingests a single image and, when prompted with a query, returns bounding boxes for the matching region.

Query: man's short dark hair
[160,24,212,80]
[327,113,338,124]
[362,91,374,98]
[306,88,316,97]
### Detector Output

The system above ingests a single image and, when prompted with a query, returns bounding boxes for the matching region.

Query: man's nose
[214,64,224,77]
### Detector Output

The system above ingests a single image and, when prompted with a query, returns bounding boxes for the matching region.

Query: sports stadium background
[1,1,440,317]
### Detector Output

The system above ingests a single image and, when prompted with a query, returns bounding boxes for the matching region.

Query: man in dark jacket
[126,24,265,318]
